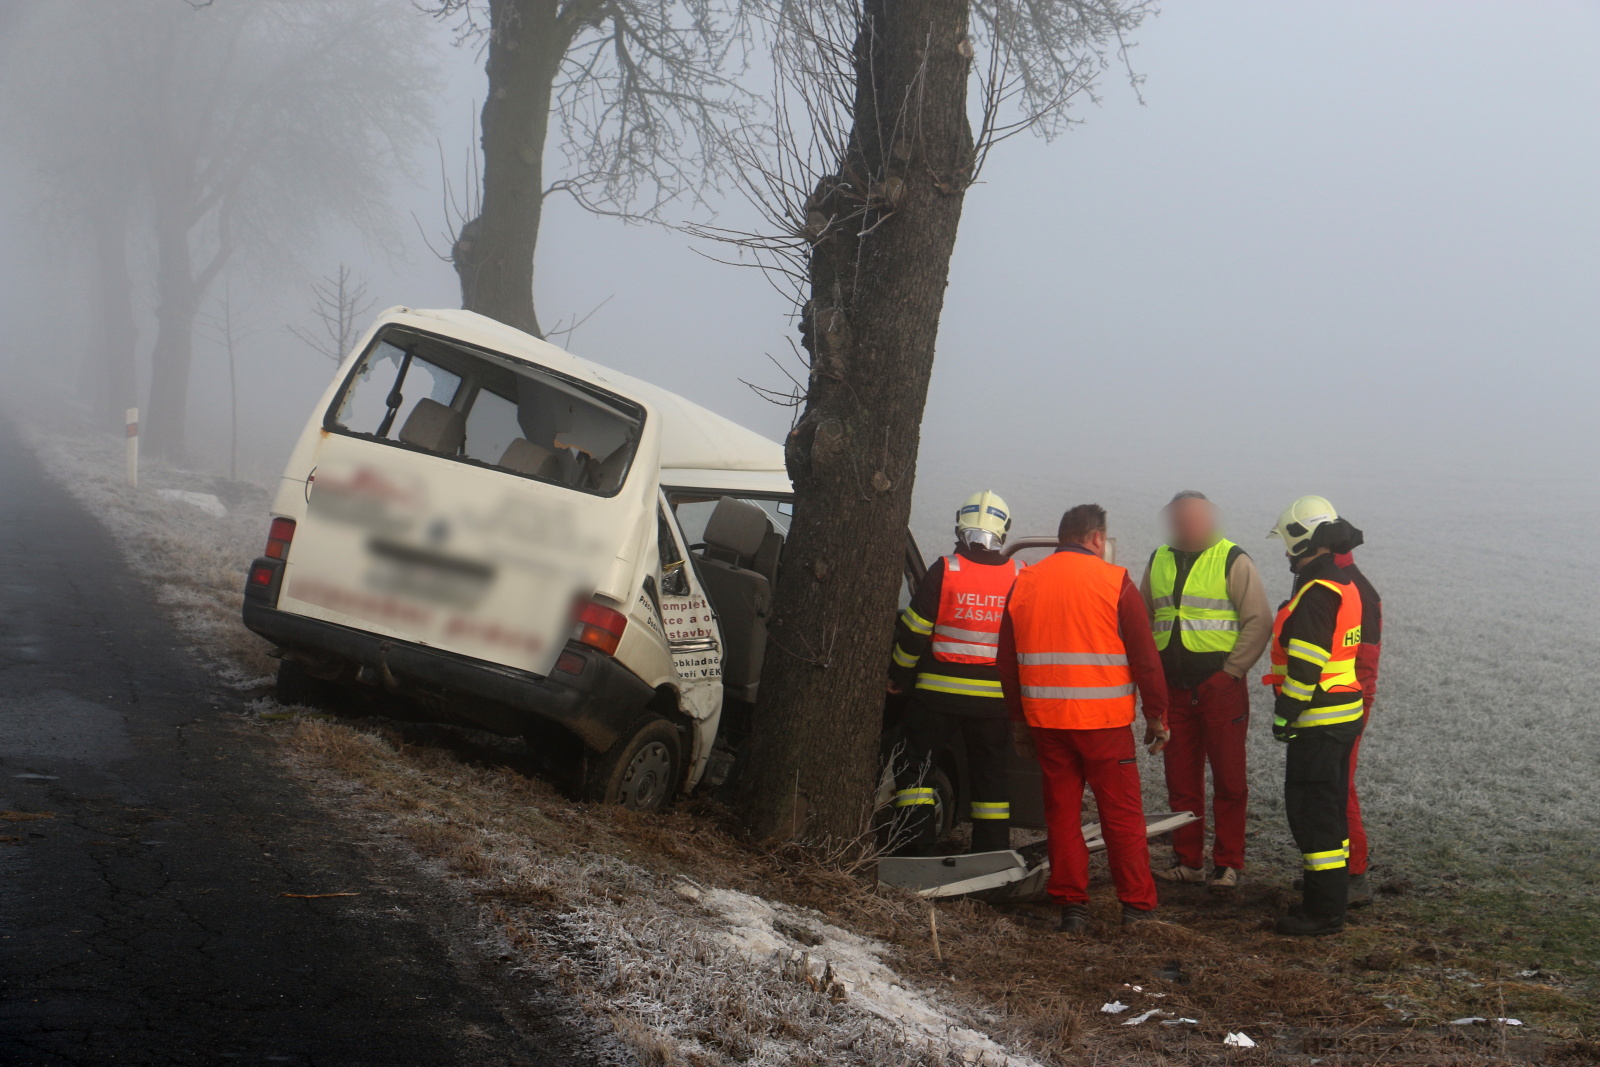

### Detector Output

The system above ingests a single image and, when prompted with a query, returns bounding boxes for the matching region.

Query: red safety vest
[1262,577,1365,728]
[931,554,1022,665]
[1007,550,1136,730]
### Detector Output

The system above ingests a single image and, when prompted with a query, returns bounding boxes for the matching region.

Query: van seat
[498,438,561,479]
[703,497,770,565]
[398,398,467,455]
[696,497,777,702]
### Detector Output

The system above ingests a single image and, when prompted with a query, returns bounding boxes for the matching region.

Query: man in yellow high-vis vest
[1139,491,1271,892]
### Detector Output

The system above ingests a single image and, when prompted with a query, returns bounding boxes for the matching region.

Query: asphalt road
[0,421,631,1067]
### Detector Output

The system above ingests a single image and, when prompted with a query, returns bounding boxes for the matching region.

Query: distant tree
[709,0,1155,844]
[426,0,757,338]
[3,0,436,461]
[196,282,257,482]
[288,265,376,364]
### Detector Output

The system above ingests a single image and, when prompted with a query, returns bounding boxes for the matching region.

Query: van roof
[387,308,791,496]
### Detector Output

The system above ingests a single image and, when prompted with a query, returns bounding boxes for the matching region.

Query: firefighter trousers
[893,701,1012,855]
[1034,725,1158,911]
[1162,674,1250,871]
[1347,699,1373,876]
[1284,720,1364,918]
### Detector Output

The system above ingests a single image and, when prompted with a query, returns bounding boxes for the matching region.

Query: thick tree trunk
[145,209,200,463]
[453,0,566,339]
[82,201,138,429]
[739,0,975,844]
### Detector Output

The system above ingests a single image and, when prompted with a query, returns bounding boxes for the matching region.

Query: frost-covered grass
[17,412,1598,1060]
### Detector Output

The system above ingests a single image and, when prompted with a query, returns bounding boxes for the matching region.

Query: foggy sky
[2,0,1595,534]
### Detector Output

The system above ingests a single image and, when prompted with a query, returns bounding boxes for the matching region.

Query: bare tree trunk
[82,200,138,429]
[145,207,200,462]
[740,0,975,844]
[453,0,568,339]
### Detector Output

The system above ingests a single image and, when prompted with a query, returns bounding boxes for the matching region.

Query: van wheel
[587,718,681,812]
[274,660,347,713]
[927,765,958,843]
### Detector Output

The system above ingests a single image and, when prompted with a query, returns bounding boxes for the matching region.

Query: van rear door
[276,327,657,679]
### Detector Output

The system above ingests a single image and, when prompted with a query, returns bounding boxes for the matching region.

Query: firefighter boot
[1274,910,1345,936]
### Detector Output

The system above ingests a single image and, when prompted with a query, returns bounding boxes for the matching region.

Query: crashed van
[243,307,800,809]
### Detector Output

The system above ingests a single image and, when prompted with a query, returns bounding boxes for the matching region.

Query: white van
[243,307,807,809]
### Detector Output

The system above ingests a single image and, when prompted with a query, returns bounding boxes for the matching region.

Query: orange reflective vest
[931,554,1023,664]
[1262,577,1365,728]
[1007,549,1136,730]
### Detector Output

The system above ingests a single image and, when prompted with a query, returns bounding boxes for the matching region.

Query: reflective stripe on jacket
[1263,577,1364,728]
[1006,549,1136,729]
[1149,540,1241,654]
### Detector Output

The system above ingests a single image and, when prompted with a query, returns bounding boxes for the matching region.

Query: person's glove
[1011,720,1037,760]
[1272,716,1298,743]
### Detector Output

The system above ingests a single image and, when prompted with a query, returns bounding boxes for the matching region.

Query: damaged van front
[243,308,785,809]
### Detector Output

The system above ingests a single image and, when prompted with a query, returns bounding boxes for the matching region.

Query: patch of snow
[156,488,229,517]
[698,885,1041,1067]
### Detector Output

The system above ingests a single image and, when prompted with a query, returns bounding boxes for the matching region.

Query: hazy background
[1,0,1596,884]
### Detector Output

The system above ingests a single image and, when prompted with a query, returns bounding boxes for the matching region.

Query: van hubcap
[621,741,672,809]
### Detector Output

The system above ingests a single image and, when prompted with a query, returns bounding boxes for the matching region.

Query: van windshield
[328,329,645,496]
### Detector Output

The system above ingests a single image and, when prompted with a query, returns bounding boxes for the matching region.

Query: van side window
[334,342,462,442]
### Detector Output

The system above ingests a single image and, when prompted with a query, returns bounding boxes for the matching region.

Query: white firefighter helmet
[955,490,1012,551]
[1267,495,1338,557]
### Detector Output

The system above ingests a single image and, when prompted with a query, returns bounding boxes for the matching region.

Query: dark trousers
[1284,720,1364,918]
[893,701,1011,854]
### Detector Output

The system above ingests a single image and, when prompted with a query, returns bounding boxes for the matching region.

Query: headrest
[498,437,560,479]
[398,398,466,455]
[704,497,770,559]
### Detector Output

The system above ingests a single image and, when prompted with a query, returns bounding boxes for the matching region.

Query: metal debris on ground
[1100,1001,1129,1014]
[1223,1032,1256,1047]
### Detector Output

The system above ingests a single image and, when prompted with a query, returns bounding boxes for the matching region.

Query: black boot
[968,818,1011,855]
[1347,872,1373,908]
[1275,910,1344,936]
[1121,904,1158,925]
[1059,904,1091,935]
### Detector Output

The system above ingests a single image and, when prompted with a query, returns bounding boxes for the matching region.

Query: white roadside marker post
[125,408,139,489]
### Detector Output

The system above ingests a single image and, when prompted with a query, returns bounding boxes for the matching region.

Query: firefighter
[887,491,1023,855]
[1140,491,1272,892]
[996,504,1170,935]
[1264,496,1367,936]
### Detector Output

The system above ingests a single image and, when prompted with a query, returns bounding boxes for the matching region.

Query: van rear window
[327,328,645,497]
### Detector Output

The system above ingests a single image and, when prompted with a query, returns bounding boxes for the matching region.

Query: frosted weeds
[16,421,1035,1066]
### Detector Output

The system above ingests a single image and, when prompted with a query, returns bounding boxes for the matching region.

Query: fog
[1,0,1594,542]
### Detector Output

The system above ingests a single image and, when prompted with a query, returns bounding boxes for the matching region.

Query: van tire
[274,660,346,713]
[927,764,958,843]
[586,717,681,812]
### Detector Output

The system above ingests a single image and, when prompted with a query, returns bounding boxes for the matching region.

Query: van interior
[670,495,789,703]
[329,329,645,496]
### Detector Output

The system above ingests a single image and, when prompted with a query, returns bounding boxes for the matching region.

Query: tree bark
[454,0,569,339]
[82,199,138,430]
[739,0,975,844]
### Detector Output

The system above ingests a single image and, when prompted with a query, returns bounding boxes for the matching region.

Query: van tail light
[264,517,296,560]
[573,601,627,656]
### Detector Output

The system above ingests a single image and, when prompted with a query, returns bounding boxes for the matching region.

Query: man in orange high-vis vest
[889,492,1022,854]
[1264,496,1368,936]
[996,504,1170,935]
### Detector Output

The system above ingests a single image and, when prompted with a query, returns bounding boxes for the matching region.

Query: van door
[654,498,722,721]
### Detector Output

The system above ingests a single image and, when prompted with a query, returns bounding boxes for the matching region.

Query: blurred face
[1167,498,1216,551]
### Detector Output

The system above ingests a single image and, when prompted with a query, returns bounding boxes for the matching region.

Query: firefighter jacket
[1334,551,1383,703]
[890,544,1020,717]
[995,544,1169,731]
[1262,554,1365,730]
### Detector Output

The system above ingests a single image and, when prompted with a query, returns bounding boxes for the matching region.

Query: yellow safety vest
[1150,540,1240,654]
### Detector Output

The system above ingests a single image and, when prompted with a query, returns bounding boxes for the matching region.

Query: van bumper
[242,601,653,752]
